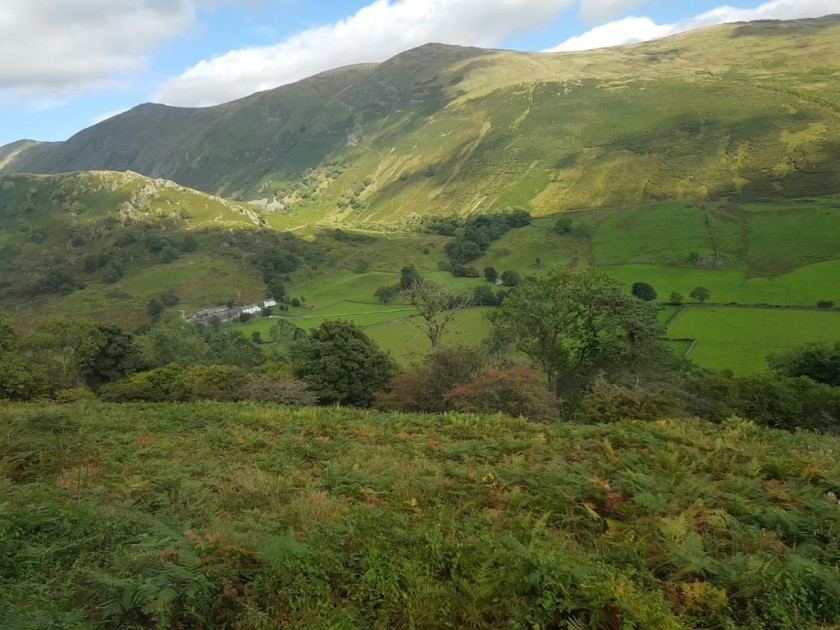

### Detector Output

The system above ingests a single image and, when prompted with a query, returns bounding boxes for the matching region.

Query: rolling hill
[0,171,305,326]
[2,15,840,227]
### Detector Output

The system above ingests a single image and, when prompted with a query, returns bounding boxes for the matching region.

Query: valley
[3,10,840,629]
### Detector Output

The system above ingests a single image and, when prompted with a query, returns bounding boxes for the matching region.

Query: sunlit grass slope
[3,16,840,225]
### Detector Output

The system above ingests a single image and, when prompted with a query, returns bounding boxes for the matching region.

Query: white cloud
[548,0,840,52]
[0,0,257,102]
[91,108,131,125]
[550,16,671,51]
[156,0,577,107]
[578,0,649,23]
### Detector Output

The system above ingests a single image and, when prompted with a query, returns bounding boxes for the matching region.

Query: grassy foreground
[2,402,839,629]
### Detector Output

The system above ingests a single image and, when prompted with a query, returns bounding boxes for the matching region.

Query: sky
[0,0,837,147]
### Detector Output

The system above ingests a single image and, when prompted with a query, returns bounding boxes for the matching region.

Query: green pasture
[591,199,840,278]
[119,255,267,310]
[743,203,840,273]
[593,205,715,266]
[367,307,492,364]
[667,306,840,374]
[604,261,840,307]
[237,301,416,336]
[473,223,583,272]
[667,339,694,358]
[289,271,402,308]
[657,305,681,325]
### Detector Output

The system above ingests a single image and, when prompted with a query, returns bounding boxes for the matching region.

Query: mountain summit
[3,15,840,225]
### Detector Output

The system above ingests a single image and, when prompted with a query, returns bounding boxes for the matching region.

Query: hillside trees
[769,341,840,386]
[425,210,531,274]
[0,312,48,400]
[489,269,669,398]
[141,319,208,367]
[631,281,658,301]
[690,286,711,303]
[20,318,139,392]
[292,320,394,407]
[404,281,471,348]
[375,345,489,413]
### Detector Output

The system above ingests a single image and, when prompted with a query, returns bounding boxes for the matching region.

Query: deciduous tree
[489,269,668,398]
[404,281,471,348]
[292,320,394,407]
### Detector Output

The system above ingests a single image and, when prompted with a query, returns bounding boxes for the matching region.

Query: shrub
[446,367,559,422]
[101,262,123,284]
[817,300,835,309]
[0,352,49,400]
[374,373,435,413]
[554,217,573,233]
[375,346,488,413]
[99,364,188,402]
[689,286,710,303]
[451,264,479,277]
[54,387,97,403]
[181,365,249,402]
[472,284,500,306]
[161,246,179,263]
[578,381,684,423]
[685,372,840,433]
[375,285,399,304]
[631,282,658,302]
[500,270,520,286]
[161,288,180,307]
[769,341,840,386]
[242,375,318,406]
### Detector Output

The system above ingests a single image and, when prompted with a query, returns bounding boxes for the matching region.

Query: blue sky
[0,0,836,147]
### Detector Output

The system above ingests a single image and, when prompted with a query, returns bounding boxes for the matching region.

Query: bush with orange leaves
[445,367,559,422]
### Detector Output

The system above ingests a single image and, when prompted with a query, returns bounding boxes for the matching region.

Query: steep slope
[0,171,294,325]
[3,402,840,628]
[3,17,840,225]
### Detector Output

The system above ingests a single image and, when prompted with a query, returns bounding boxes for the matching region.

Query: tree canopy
[488,269,669,398]
[292,320,394,407]
[769,341,840,387]
[631,282,658,302]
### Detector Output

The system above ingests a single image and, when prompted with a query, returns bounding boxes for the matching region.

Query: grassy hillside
[3,16,840,224]
[0,172,316,327]
[2,402,839,628]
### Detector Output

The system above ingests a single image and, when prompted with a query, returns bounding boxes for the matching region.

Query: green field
[238,301,418,337]
[366,307,492,363]
[668,307,840,373]
[603,261,840,307]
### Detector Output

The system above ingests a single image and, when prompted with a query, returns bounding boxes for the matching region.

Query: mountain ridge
[3,15,840,225]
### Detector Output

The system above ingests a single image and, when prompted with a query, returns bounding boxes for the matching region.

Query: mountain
[2,16,840,226]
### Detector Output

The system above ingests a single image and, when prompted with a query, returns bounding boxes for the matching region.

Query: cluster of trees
[423,209,531,276]
[0,315,140,400]
[374,346,558,422]
[371,270,840,432]
[631,282,712,305]
[97,318,396,409]
[4,265,840,433]
[4,220,327,311]
[0,310,392,410]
